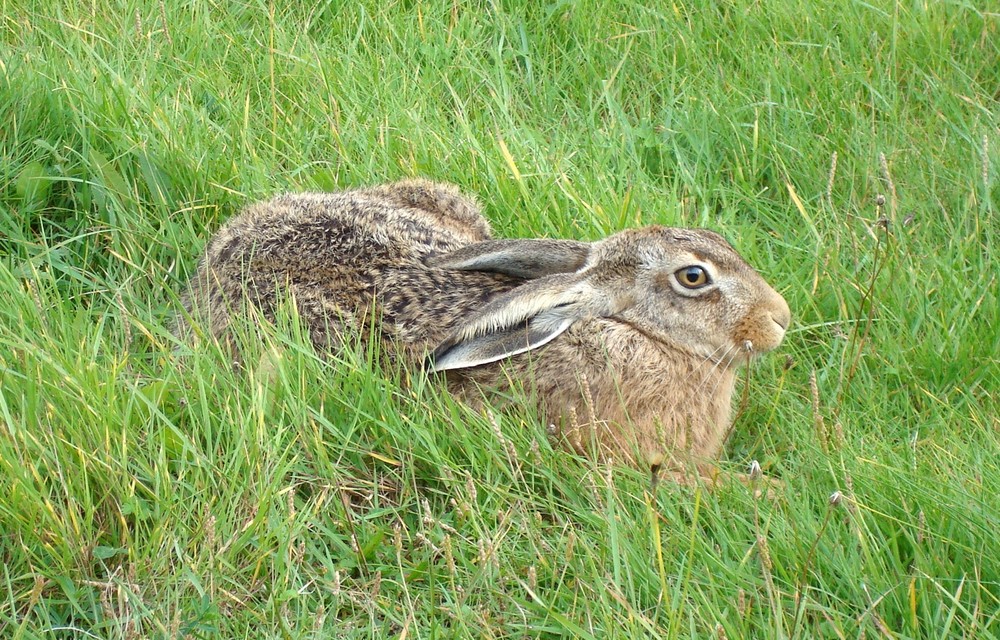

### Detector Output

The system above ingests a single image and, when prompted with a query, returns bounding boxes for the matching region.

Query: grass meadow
[1,0,998,637]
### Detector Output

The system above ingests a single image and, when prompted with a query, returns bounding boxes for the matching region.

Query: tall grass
[1,0,997,637]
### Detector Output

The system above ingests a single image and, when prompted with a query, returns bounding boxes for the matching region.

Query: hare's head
[426,227,790,371]
[597,228,790,366]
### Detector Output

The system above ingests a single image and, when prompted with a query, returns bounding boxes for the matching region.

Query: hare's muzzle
[737,289,790,358]
[771,297,791,333]
[760,291,791,353]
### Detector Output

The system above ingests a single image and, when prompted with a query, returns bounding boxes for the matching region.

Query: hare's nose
[771,296,791,331]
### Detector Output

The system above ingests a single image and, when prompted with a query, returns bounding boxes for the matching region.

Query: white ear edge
[449,281,593,347]
[428,315,574,372]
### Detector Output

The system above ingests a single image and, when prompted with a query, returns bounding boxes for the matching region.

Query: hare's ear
[425,239,591,279]
[427,274,617,372]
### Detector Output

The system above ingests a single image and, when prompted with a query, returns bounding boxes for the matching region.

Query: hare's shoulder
[376,267,525,347]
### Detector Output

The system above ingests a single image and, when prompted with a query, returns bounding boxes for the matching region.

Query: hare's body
[450,318,738,465]
[182,179,790,471]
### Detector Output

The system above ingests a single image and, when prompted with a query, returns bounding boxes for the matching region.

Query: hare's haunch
[181,179,790,474]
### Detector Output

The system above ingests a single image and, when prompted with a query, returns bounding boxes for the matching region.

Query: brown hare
[181,179,790,482]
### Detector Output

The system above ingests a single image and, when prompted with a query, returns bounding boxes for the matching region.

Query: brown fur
[180,179,791,475]
[181,180,522,359]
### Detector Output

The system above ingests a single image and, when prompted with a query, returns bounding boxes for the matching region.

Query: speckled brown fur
[180,179,791,477]
[181,180,523,359]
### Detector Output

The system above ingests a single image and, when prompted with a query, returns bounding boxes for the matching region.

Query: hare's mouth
[692,338,762,369]
[709,343,756,369]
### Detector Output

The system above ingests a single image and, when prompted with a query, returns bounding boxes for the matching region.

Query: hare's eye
[675,266,710,289]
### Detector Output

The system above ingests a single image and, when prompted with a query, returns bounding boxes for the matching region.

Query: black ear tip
[424,339,454,372]
[422,354,436,372]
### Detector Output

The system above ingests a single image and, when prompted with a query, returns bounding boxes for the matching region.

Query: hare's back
[207,182,491,272]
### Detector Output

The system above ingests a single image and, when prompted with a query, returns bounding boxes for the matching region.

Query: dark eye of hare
[675,266,710,289]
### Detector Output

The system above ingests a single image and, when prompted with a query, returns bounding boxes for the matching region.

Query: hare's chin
[730,337,784,363]
[714,347,754,368]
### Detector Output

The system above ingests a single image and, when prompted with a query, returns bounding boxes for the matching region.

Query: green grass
[1,0,998,637]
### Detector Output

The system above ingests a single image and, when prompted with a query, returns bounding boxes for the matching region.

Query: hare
[181,179,790,481]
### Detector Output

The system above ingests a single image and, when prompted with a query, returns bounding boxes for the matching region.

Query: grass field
[2,1,998,637]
